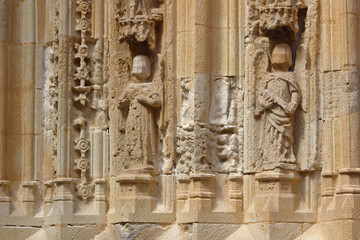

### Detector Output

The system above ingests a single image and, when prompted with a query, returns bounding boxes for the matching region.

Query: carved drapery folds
[116,0,163,50]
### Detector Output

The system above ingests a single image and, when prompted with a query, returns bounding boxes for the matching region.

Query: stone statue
[256,43,300,171]
[118,55,161,170]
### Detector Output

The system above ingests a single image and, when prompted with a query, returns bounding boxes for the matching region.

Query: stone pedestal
[229,174,243,212]
[0,180,42,226]
[0,180,10,215]
[321,168,360,221]
[177,172,215,223]
[253,169,315,222]
[321,171,337,197]
[44,177,106,226]
[337,168,360,194]
[43,181,53,216]
[255,169,299,214]
[109,169,174,223]
[52,178,74,216]
[22,181,37,216]
[177,172,242,224]
[94,178,106,215]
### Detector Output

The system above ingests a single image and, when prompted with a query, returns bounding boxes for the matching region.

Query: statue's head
[132,55,151,81]
[272,43,292,71]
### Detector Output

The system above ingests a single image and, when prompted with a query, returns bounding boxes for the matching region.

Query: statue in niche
[255,43,300,171]
[118,55,161,171]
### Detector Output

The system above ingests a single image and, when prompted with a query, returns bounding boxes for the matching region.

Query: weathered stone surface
[1,0,360,239]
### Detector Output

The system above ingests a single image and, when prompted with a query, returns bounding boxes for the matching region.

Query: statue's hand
[136,95,148,105]
[285,102,298,115]
[253,107,264,117]
[258,90,274,109]
[137,93,161,108]
[118,97,129,109]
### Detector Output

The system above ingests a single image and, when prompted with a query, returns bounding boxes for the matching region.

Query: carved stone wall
[1,0,360,239]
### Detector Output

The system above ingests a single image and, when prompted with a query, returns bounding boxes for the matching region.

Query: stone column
[92,130,107,215]
[177,0,211,171]
[335,0,360,195]
[0,0,8,182]
[319,0,338,203]
[319,0,360,224]
[52,0,74,217]
[332,3,360,227]
[21,0,37,216]
[0,0,10,215]
[93,0,105,39]
[91,0,107,217]
[176,0,213,223]
[193,0,211,172]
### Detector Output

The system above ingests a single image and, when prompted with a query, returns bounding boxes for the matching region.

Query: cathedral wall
[1,0,360,239]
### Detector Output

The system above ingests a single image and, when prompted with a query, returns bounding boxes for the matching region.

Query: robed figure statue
[257,43,301,171]
[118,55,161,171]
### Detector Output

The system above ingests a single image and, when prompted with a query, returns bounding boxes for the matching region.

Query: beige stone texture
[1,0,360,239]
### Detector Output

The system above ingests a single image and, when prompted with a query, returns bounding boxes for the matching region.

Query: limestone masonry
[0,0,360,239]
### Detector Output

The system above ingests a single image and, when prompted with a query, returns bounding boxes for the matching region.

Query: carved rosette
[74,0,91,106]
[73,0,93,200]
[74,117,93,200]
[116,1,163,51]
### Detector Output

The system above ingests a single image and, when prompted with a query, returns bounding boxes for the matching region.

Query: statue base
[320,168,360,221]
[251,169,316,222]
[109,169,175,223]
[177,172,243,224]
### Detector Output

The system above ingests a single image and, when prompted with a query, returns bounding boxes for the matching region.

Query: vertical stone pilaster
[21,0,37,215]
[0,0,8,183]
[335,0,360,195]
[0,1,10,215]
[92,130,107,215]
[53,0,74,216]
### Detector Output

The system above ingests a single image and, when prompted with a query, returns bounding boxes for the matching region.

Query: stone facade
[0,0,360,239]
